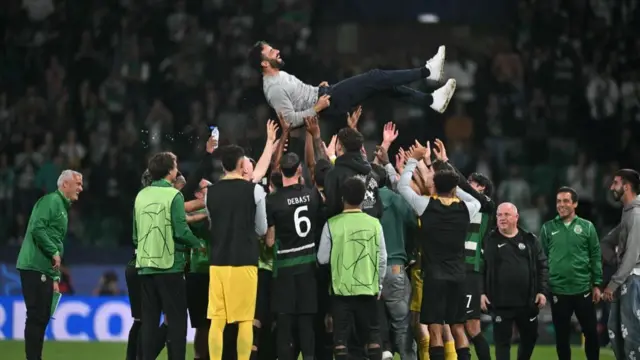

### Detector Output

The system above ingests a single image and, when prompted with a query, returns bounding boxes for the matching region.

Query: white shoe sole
[432,79,456,113]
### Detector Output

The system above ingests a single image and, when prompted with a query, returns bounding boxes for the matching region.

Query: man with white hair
[16,169,83,360]
[480,202,548,360]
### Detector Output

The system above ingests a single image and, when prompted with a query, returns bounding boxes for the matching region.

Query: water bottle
[209,126,219,149]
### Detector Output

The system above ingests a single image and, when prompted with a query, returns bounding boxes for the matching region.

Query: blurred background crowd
[0,0,639,295]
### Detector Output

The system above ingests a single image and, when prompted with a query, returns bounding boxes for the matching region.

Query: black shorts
[420,277,466,325]
[463,272,483,320]
[255,269,273,324]
[271,270,317,314]
[187,272,210,328]
[125,263,142,319]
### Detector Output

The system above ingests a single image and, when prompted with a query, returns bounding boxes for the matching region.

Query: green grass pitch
[0,341,617,360]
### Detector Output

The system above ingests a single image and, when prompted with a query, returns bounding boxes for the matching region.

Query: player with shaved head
[480,202,549,360]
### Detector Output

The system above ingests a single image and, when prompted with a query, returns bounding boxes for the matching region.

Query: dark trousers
[140,273,188,360]
[320,68,431,117]
[332,295,381,354]
[551,292,600,360]
[492,308,539,360]
[20,270,53,360]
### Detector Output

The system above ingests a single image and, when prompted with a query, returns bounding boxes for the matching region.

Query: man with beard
[539,187,602,360]
[249,41,456,128]
[600,169,640,360]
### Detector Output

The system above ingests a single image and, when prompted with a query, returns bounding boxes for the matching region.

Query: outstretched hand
[326,135,337,158]
[276,113,290,134]
[347,105,362,129]
[305,116,321,138]
[382,122,399,146]
[433,138,448,162]
[266,119,279,143]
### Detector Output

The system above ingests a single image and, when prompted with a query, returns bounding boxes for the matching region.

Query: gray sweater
[602,195,640,292]
[263,71,319,128]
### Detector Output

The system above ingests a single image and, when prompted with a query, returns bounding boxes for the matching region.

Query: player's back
[206,179,259,267]
[418,196,470,281]
[267,184,319,274]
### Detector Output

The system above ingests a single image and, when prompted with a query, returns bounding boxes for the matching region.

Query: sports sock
[237,321,253,360]
[419,336,430,360]
[455,347,470,360]
[126,321,141,360]
[470,333,491,360]
[444,341,457,360]
[429,346,445,360]
[209,319,226,360]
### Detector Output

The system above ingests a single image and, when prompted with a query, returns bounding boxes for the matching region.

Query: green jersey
[16,190,71,281]
[464,211,490,272]
[189,209,210,273]
[540,215,602,295]
[133,180,202,274]
[258,237,273,271]
[327,211,382,296]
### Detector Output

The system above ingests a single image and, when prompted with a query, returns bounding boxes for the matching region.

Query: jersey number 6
[294,205,311,237]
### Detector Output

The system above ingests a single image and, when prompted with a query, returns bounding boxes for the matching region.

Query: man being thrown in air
[250,41,456,128]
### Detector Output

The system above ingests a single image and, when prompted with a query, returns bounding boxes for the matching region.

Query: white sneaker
[382,351,393,360]
[430,78,456,113]
[425,45,446,82]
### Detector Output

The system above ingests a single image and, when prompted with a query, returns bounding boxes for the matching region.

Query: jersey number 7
[294,205,311,237]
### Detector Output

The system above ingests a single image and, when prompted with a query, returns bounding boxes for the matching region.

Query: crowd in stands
[1,0,639,247]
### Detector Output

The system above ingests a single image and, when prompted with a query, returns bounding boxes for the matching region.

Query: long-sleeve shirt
[397,158,481,218]
[16,190,71,281]
[263,71,319,128]
[317,221,388,290]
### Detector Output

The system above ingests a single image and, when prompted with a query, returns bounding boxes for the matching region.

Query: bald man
[480,202,548,360]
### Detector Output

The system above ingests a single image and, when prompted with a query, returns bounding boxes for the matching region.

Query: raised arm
[397,158,430,216]
[456,186,481,220]
[266,87,316,128]
[252,120,278,183]
[378,223,388,291]
[254,184,268,236]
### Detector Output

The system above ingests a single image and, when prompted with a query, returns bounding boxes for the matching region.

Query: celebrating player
[250,41,456,128]
[266,152,321,360]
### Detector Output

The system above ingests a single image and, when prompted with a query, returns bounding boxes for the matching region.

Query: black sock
[456,347,471,360]
[429,346,445,360]
[126,321,141,360]
[471,333,491,360]
[420,67,431,78]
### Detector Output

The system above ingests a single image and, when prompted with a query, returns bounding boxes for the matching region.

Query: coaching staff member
[324,127,382,219]
[134,152,203,360]
[539,187,602,360]
[16,169,83,360]
[480,202,548,360]
[205,145,268,360]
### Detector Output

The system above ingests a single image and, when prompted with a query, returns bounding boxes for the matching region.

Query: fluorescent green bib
[135,186,180,269]
[328,211,381,296]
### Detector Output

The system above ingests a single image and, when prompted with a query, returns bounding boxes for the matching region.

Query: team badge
[574,225,583,234]
[41,274,46,282]
[495,316,502,323]
[553,296,558,304]
[518,243,526,250]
